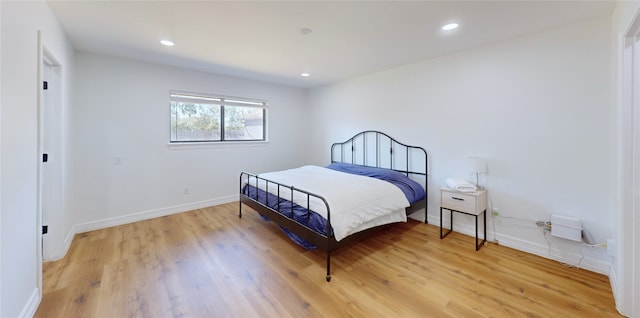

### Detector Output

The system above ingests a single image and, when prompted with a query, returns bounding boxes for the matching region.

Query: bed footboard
[239,171,335,281]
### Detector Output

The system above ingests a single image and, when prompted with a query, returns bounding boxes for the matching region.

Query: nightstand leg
[440,207,442,238]
[440,207,453,239]
[450,211,453,233]
[475,215,479,250]
[475,210,487,251]
[483,210,487,246]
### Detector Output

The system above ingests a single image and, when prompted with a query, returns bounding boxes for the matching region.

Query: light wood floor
[36,202,621,317]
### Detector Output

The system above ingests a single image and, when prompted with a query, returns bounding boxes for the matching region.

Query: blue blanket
[325,162,425,204]
[243,185,328,249]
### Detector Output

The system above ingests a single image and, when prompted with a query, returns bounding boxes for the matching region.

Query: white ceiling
[47,1,616,88]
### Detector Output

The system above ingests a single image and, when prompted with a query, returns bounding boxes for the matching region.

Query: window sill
[167,140,269,150]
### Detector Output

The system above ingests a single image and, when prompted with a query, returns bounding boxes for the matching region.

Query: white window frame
[169,91,268,145]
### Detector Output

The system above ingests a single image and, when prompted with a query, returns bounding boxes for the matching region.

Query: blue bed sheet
[243,184,327,249]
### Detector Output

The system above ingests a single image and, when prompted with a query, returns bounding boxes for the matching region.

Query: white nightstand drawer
[440,187,487,215]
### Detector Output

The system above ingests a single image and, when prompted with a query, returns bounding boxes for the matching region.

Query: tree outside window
[170,92,266,142]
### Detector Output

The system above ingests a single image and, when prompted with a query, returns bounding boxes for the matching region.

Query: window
[170,91,266,143]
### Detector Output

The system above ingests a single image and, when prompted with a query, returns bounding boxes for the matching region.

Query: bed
[238,130,428,281]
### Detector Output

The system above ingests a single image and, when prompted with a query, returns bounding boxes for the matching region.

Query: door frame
[617,9,640,317]
[36,31,63,298]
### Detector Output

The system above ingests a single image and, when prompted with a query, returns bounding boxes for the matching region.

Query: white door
[40,49,63,261]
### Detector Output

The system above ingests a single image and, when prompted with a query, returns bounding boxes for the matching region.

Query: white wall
[69,52,309,232]
[0,1,74,317]
[1,2,4,315]
[308,16,614,273]
[0,2,623,316]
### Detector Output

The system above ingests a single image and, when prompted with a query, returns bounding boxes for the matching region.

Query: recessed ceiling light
[441,23,459,31]
[160,40,175,46]
[300,28,312,35]
[301,73,310,77]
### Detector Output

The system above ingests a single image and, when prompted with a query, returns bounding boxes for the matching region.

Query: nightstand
[440,187,488,250]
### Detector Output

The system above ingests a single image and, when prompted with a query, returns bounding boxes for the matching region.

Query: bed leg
[326,250,331,282]
[238,200,242,218]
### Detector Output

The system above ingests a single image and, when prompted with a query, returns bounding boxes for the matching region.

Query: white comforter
[255,165,410,241]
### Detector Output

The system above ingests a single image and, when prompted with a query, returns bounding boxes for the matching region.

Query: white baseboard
[55,195,238,261]
[40,226,80,263]
[63,226,75,258]
[494,232,611,275]
[19,288,40,318]
[427,213,612,276]
[59,202,613,275]
[608,264,622,314]
[74,195,237,234]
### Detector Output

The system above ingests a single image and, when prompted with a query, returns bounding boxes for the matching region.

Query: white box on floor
[550,214,582,241]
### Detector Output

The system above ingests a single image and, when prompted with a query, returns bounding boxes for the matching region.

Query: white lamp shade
[468,156,487,173]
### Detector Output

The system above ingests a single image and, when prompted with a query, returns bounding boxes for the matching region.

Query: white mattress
[255,165,410,241]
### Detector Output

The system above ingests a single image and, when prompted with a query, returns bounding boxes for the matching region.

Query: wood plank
[35,202,622,317]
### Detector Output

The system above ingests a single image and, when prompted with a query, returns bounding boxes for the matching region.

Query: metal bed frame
[239,130,428,282]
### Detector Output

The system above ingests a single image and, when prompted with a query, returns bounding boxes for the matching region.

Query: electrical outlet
[606,238,615,256]
[183,187,189,195]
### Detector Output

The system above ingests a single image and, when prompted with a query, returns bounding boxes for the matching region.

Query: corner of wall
[18,288,40,318]
[608,265,623,315]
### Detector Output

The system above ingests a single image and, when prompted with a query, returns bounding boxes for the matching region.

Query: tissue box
[550,215,582,241]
